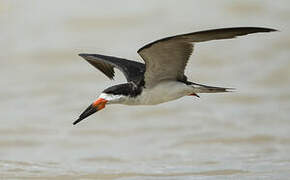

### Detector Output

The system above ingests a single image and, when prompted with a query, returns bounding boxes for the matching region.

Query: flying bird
[73,27,276,125]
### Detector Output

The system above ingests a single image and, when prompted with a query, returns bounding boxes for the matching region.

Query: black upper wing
[79,53,145,83]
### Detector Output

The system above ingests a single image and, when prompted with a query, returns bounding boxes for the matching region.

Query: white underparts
[99,81,195,106]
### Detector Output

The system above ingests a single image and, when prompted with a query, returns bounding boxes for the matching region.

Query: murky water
[1,0,290,179]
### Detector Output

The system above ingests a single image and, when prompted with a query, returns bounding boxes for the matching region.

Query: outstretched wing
[137,27,277,87]
[79,53,145,83]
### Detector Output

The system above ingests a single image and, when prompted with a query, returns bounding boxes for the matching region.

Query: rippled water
[1,0,290,179]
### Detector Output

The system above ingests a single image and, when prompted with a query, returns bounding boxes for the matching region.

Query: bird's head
[73,84,130,125]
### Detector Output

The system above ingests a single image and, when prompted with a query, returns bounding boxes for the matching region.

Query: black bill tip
[73,104,98,125]
[73,117,83,125]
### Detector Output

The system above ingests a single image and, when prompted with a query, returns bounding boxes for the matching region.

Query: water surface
[0,0,290,179]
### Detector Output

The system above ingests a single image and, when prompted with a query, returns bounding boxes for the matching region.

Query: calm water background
[0,0,290,179]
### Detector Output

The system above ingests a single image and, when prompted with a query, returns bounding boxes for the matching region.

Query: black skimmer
[73,27,276,125]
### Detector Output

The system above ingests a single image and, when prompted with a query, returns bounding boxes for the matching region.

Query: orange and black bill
[73,98,107,125]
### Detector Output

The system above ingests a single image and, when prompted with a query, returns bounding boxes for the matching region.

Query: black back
[103,81,144,97]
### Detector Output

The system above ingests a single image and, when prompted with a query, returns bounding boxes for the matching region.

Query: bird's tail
[190,82,234,93]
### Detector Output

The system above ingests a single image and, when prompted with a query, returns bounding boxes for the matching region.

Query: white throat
[98,93,127,104]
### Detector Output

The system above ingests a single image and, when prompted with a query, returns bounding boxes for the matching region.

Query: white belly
[124,81,193,105]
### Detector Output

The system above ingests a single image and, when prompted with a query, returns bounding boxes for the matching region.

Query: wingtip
[271,28,279,32]
[78,53,88,57]
[263,27,279,32]
[234,27,278,32]
[241,27,278,33]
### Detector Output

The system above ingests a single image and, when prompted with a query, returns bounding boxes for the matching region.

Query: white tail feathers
[191,82,234,93]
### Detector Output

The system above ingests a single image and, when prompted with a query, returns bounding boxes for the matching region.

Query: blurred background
[0,0,289,179]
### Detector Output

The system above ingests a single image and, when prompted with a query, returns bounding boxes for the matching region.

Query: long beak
[73,98,108,125]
